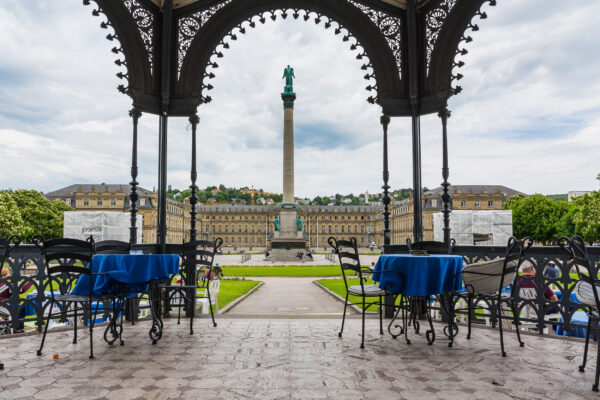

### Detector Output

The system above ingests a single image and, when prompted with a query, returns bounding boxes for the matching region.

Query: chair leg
[580,317,593,372]
[593,337,600,392]
[119,297,125,346]
[37,301,54,356]
[89,302,100,359]
[360,297,366,349]
[403,297,411,345]
[498,301,506,357]
[510,301,524,347]
[177,290,182,325]
[339,293,348,338]
[73,303,78,344]
[379,296,383,335]
[467,296,472,340]
[207,288,216,328]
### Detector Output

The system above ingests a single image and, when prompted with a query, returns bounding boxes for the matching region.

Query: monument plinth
[270,65,307,261]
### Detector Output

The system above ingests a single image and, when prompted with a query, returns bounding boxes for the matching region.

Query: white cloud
[0,0,599,197]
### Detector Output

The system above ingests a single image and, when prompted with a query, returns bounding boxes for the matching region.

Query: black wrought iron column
[129,108,141,245]
[157,0,173,253]
[439,106,452,246]
[381,115,391,247]
[411,116,423,242]
[189,114,199,241]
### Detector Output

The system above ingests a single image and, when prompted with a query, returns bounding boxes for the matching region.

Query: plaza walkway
[226,277,348,316]
[0,318,595,399]
[214,253,380,266]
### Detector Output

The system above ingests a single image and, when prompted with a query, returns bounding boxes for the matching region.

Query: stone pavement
[226,277,348,316]
[0,317,596,399]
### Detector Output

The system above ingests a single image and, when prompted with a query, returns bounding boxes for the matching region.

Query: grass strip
[215,280,260,309]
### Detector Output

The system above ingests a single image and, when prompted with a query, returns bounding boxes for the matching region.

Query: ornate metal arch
[174,0,404,115]
[84,0,496,117]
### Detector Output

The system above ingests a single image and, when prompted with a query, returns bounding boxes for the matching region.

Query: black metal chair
[406,238,455,254]
[560,235,600,391]
[329,236,391,349]
[456,236,530,357]
[159,238,223,335]
[95,240,130,255]
[0,235,20,370]
[34,235,122,359]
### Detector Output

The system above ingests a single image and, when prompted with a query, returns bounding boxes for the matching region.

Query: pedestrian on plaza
[0,266,33,333]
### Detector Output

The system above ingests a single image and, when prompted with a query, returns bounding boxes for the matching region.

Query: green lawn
[221,265,343,277]
[216,280,260,309]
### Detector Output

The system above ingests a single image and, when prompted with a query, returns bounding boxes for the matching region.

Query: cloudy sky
[1,1,599,198]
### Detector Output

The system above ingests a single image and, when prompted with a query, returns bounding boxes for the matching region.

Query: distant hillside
[546,194,568,202]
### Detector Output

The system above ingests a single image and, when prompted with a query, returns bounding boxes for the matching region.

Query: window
[110,199,116,206]
[431,200,437,207]
[238,225,242,233]
[225,216,228,220]
[97,200,102,206]
[322,226,325,233]
[83,200,89,206]
[218,225,222,233]
[488,200,494,207]
[328,226,332,234]
[460,201,466,207]
[225,226,228,233]
[335,226,338,234]
[475,201,480,208]
[341,226,345,233]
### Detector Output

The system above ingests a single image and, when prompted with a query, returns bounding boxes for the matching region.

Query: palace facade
[379,185,523,244]
[46,184,523,248]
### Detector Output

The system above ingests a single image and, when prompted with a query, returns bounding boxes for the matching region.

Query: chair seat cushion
[574,281,600,307]
[462,258,516,296]
[348,284,386,297]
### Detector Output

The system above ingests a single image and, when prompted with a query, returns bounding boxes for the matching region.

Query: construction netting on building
[433,210,513,246]
[64,211,143,243]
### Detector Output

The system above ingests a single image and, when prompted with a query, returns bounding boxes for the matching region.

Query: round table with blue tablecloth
[372,254,464,296]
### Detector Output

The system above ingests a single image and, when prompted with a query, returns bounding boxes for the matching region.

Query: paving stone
[0,318,598,399]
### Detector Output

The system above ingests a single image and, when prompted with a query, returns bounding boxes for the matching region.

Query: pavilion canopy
[148,0,432,11]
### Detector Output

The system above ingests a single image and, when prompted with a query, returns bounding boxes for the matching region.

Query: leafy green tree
[572,191,600,243]
[0,191,29,238]
[502,194,569,242]
[555,206,578,238]
[10,190,73,241]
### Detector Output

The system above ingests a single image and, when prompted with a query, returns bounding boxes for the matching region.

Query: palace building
[46,184,522,248]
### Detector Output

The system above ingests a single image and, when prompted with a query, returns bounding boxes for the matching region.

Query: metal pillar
[439,107,452,246]
[381,115,391,246]
[157,0,173,254]
[189,114,199,242]
[411,115,423,242]
[129,108,141,245]
[157,114,168,252]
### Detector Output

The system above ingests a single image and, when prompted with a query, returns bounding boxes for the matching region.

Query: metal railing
[383,243,599,335]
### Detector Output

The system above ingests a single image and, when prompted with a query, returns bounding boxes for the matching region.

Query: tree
[0,191,29,238]
[572,191,600,243]
[10,190,73,241]
[502,194,569,242]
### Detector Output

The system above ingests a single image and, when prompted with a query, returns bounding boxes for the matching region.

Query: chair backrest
[0,235,21,268]
[328,237,370,291]
[33,235,95,296]
[461,237,530,296]
[95,240,131,254]
[560,235,598,308]
[182,238,223,274]
[406,238,455,254]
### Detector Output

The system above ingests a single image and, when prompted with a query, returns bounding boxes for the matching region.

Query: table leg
[437,293,459,347]
[148,282,163,345]
[103,297,125,346]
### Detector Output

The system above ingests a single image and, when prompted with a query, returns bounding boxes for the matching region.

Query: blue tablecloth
[372,254,464,296]
[556,310,592,338]
[72,254,180,297]
[555,291,580,304]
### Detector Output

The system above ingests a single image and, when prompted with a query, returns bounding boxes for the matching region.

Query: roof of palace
[426,185,524,197]
[44,184,154,198]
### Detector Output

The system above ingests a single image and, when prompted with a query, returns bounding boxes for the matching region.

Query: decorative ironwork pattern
[185,8,380,105]
[83,0,131,95]
[449,0,496,96]
[123,0,156,74]
[425,0,457,74]
[347,0,402,79]
[177,0,233,73]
